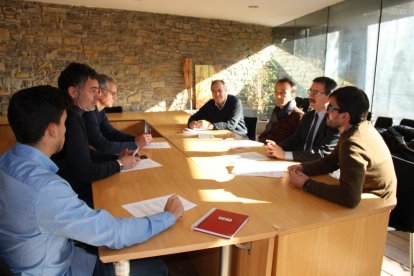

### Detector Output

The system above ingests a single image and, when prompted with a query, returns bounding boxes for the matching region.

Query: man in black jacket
[266,77,339,162]
[187,80,247,137]
[52,63,139,207]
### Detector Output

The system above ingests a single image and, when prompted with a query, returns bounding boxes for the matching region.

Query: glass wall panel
[325,0,381,101]
[372,0,414,121]
[293,9,329,96]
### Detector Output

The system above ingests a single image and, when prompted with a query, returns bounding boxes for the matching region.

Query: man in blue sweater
[0,85,183,275]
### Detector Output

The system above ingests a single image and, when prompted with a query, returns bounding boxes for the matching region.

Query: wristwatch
[117,159,124,171]
[303,179,311,192]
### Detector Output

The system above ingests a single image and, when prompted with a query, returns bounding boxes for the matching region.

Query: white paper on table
[231,160,286,178]
[182,128,208,136]
[198,133,215,139]
[229,140,264,149]
[122,158,162,172]
[225,152,269,164]
[142,142,171,149]
[122,194,197,218]
[183,127,208,132]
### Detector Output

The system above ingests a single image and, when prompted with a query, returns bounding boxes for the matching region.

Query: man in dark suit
[266,77,339,162]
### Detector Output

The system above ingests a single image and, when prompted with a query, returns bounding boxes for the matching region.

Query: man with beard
[258,78,304,144]
[265,77,339,161]
[52,63,139,207]
[0,85,184,275]
[288,86,396,208]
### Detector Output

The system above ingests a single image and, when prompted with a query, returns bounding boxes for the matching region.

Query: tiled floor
[382,230,411,276]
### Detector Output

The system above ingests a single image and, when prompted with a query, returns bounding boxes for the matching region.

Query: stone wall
[0,0,273,115]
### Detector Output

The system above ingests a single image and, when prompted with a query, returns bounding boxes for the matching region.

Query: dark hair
[8,85,71,145]
[329,86,369,125]
[313,76,337,95]
[97,74,110,91]
[211,79,227,91]
[58,62,98,93]
[276,77,296,94]
[97,74,117,92]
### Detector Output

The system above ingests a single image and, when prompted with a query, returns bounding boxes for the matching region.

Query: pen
[132,148,139,157]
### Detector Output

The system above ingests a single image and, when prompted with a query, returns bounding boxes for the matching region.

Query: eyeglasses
[327,104,341,112]
[307,89,324,96]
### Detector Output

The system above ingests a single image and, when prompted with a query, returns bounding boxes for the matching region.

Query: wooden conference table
[92,111,394,276]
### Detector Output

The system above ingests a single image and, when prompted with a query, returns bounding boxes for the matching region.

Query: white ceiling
[30,0,343,27]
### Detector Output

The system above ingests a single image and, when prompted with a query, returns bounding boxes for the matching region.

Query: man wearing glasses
[83,74,152,155]
[258,78,304,143]
[266,77,339,161]
[288,86,396,208]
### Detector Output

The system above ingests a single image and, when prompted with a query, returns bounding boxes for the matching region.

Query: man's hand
[189,120,213,130]
[265,139,285,159]
[118,149,140,170]
[287,164,308,189]
[189,120,202,129]
[199,120,213,129]
[135,133,152,148]
[164,195,184,220]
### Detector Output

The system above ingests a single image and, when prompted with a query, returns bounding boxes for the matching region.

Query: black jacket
[52,106,120,206]
[280,110,340,162]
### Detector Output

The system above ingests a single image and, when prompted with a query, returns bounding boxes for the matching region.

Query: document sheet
[121,158,162,172]
[123,194,197,217]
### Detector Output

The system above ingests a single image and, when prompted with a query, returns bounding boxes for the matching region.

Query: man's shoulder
[200,99,215,107]
[290,107,305,118]
[1,159,66,192]
[227,94,241,102]
[83,109,100,125]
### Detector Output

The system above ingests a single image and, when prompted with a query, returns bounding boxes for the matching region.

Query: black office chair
[374,116,393,129]
[0,258,12,276]
[104,106,123,113]
[295,97,310,113]
[388,155,414,274]
[366,111,372,122]
[400,118,414,128]
[244,117,258,141]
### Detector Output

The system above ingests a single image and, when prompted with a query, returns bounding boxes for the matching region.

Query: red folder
[192,208,249,239]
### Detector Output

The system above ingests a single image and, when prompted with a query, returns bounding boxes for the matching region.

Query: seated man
[52,63,138,207]
[266,77,339,162]
[187,80,247,137]
[258,78,304,144]
[288,86,397,208]
[83,74,152,154]
[0,85,184,275]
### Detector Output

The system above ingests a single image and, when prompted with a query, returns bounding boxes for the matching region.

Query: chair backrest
[244,117,258,141]
[366,111,372,122]
[400,118,414,128]
[295,97,310,113]
[0,258,12,276]
[104,106,123,113]
[389,155,414,233]
[374,116,393,129]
